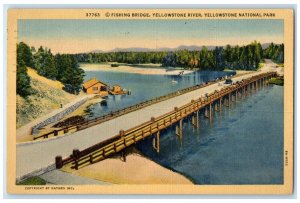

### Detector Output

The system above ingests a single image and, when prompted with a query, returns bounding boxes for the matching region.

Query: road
[16,60,280,180]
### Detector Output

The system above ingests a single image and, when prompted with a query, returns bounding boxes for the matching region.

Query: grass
[268,77,284,86]
[17,68,79,128]
[17,177,47,185]
[277,63,284,67]
[258,63,264,70]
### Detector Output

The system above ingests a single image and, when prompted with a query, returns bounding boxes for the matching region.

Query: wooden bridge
[56,71,277,171]
[33,72,248,141]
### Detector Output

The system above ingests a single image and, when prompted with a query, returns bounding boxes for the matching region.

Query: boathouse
[112,85,122,92]
[82,78,109,96]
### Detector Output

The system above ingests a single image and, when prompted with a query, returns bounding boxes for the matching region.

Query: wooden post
[214,102,219,112]
[259,79,261,89]
[179,119,183,145]
[196,110,199,129]
[209,103,212,123]
[228,93,231,109]
[72,149,80,170]
[121,149,126,162]
[249,83,251,94]
[89,154,94,164]
[219,98,222,112]
[204,107,209,118]
[235,90,238,102]
[174,107,178,121]
[119,129,125,137]
[191,113,195,126]
[255,80,257,91]
[156,131,160,153]
[55,156,63,169]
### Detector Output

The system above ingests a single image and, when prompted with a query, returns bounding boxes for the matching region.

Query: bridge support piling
[196,110,199,129]
[153,131,160,153]
[175,119,183,145]
[260,79,262,89]
[204,107,209,118]
[255,81,258,91]
[121,149,126,162]
[191,113,195,126]
[248,84,250,94]
[214,102,219,112]
[179,119,183,145]
[209,103,212,123]
[219,98,222,112]
[224,97,228,107]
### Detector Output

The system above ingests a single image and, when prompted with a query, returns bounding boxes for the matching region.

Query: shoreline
[81,63,194,75]
[62,147,193,184]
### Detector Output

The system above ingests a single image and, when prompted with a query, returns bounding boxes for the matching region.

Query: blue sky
[18,19,284,53]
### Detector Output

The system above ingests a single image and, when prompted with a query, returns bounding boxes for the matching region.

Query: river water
[83,68,283,185]
[137,84,284,185]
[84,69,234,118]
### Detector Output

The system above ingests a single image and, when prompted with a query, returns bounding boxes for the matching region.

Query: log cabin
[82,78,109,96]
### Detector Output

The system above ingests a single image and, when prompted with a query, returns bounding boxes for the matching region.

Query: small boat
[172,80,178,84]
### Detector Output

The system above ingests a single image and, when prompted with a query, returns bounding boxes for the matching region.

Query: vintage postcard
[6,8,294,194]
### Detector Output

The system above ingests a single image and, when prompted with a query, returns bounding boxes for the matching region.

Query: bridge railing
[58,72,277,170]
[34,72,247,141]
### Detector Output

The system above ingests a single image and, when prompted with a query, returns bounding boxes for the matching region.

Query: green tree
[17,42,35,68]
[34,48,58,80]
[59,55,85,94]
[16,55,31,97]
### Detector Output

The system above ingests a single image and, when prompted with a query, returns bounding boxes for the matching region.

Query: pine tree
[17,42,35,68]
[59,55,85,94]
[16,56,31,97]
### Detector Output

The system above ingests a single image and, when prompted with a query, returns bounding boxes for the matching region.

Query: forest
[74,41,284,71]
[17,41,284,98]
[17,42,85,97]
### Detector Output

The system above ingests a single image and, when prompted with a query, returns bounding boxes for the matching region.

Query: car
[224,78,233,85]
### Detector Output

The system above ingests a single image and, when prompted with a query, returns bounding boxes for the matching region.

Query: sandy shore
[63,149,193,184]
[81,63,194,75]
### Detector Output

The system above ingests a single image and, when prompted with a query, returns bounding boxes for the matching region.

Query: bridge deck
[16,63,279,179]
